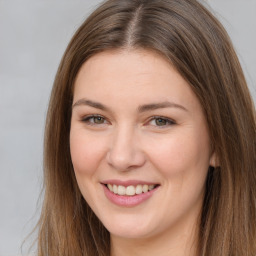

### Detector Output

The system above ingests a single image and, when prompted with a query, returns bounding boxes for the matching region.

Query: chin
[108,227,152,240]
[101,214,156,239]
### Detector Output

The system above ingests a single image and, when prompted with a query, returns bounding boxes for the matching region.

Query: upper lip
[101,179,159,186]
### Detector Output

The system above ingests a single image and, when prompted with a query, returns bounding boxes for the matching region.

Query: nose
[106,125,146,171]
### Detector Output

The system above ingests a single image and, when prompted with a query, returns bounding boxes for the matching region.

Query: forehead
[75,49,174,84]
[73,49,200,111]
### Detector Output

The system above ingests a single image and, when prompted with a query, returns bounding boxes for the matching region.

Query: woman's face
[70,49,216,240]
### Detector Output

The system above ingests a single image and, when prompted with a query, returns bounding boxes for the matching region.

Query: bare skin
[70,49,216,256]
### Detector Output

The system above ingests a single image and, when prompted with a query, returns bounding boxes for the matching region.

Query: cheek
[69,129,107,176]
[146,128,211,178]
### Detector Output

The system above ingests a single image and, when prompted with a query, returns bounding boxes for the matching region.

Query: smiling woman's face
[70,49,216,241]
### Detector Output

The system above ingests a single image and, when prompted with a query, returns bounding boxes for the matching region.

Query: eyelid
[146,116,176,127]
[81,114,110,125]
[80,114,175,128]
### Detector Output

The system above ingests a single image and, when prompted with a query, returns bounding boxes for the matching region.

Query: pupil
[94,117,103,124]
[156,118,166,126]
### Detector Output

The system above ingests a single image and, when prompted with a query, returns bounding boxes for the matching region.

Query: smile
[101,180,160,207]
[106,184,158,196]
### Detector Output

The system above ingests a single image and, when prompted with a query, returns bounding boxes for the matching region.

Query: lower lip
[102,185,159,207]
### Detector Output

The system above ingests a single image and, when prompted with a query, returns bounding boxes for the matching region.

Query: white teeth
[135,185,143,195]
[148,185,155,191]
[106,184,157,196]
[113,184,118,194]
[107,184,113,192]
[142,185,149,193]
[117,185,126,195]
[126,185,136,196]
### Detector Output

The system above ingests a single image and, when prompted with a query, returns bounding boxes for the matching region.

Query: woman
[37,0,256,255]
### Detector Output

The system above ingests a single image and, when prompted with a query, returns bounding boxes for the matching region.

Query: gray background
[0,0,255,255]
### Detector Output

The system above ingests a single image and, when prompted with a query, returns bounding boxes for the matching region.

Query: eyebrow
[72,99,109,111]
[72,98,188,112]
[138,101,188,112]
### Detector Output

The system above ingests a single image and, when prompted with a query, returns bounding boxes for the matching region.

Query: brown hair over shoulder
[37,0,256,255]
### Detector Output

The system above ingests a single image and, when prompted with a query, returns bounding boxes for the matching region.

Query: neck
[110,220,199,256]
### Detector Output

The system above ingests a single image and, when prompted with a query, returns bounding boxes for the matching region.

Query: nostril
[106,148,146,171]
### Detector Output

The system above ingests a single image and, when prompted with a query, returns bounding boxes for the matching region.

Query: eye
[148,116,175,127]
[81,115,108,125]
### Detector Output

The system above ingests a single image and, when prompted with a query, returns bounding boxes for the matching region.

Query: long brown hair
[37,0,256,255]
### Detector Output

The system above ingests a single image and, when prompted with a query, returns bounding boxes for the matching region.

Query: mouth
[101,180,160,207]
[104,183,160,196]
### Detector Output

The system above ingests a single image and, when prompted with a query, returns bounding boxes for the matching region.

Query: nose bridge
[107,123,145,171]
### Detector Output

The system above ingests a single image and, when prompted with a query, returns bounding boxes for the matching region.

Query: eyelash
[147,116,176,127]
[81,115,176,127]
[81,115,109,126]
